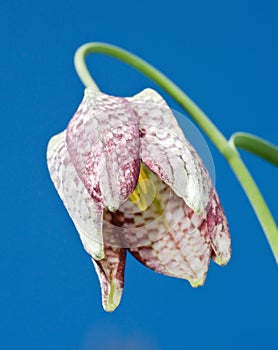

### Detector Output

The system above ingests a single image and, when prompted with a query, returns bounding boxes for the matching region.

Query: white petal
[127,89,211,214]
[47,131,104,260]
[66,88,140,211]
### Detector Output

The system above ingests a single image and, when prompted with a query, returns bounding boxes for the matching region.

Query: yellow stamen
[129,164,154,211]
[129,164,171,233]
[129,189,140,203]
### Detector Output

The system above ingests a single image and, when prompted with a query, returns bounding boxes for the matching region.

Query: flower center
[129,164,156,211]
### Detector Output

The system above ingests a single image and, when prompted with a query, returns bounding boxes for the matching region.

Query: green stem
[228,153,278,262]
[74,42,278,263]
[74,43,228,154]
[230,132,278,167]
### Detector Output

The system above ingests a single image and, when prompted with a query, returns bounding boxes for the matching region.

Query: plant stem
[228,152,278,261]
[74,43,228,154]
[74,42,278,263]
[230,132,278,167]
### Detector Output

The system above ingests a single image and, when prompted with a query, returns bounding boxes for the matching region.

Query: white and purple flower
[47,88,231,311]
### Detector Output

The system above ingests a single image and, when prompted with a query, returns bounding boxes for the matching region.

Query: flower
[47,88,231,312]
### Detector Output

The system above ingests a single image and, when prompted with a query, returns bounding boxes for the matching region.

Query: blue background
[1,0,277,349]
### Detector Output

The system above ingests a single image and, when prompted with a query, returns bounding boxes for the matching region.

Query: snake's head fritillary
[47,88,231,312]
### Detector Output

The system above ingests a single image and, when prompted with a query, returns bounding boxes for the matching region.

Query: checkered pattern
[47,88,231,312]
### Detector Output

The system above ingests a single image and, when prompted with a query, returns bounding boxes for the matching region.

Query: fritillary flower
[47,88,231,311]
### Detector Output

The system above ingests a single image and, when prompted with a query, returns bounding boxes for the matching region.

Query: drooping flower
[47,88,231,311]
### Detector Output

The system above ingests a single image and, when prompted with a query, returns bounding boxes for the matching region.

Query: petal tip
[93,250,105,261]
[190,203,204,216]
[92,249,126,312]
[88,241,105,261]
[189,277,205,288]
[213,252,231,266]
[107,204,120,213]
[102,279,123,312]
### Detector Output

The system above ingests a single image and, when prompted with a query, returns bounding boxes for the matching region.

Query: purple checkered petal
[207,191,231,265]
[102,167,230,287]
[92,247,126,312]
[66,88,140,211]
[47,131,104,260]
[128,89,212,214]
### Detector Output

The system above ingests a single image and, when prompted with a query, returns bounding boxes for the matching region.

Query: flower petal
[102,164,176,248]
[207,191,231,265]
[103,166,212,286]
[47,131,104,260]
[66,88,140,211]
[92,247,126,312]
[126,172,211,286]
[127,89,211,214]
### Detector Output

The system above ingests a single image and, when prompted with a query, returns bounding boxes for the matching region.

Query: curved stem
[74,43,228,155]
[74,42,278,263]
[74,47,100,91]
[228,153,278,262]
[230,132,278,167]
